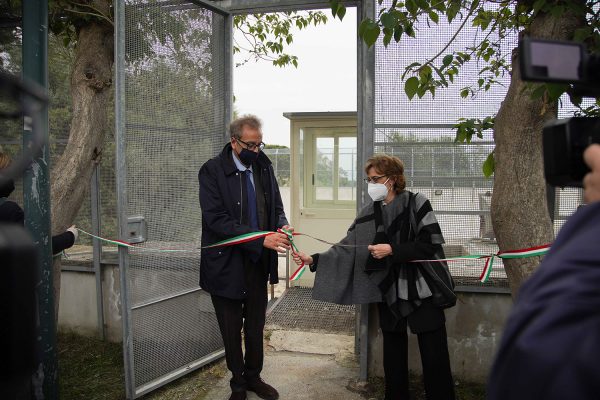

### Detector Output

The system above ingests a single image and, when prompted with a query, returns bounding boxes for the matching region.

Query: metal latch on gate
[127,215,147,243]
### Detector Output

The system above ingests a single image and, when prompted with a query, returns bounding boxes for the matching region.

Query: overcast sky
[233,8,357,147]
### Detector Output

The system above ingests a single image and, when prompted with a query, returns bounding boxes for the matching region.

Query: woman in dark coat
[293,154,456,400]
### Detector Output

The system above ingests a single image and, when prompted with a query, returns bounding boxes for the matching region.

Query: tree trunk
[492,3,586,297]
[51,8,113,320]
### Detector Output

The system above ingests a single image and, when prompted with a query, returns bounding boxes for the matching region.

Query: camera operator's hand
[584,144,600,204]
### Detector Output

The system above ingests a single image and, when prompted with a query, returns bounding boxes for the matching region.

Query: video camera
[520,37,600,187]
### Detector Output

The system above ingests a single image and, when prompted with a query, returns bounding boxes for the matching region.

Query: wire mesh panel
[372,1,582,288]
[117,1,229,397]
[373,2,514,287]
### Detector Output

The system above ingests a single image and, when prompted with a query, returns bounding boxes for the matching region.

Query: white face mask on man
[367,178,390,202]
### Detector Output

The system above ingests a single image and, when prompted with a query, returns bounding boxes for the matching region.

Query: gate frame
[216,0,374,382]
[115,1,233,398]
[115,1,374,397]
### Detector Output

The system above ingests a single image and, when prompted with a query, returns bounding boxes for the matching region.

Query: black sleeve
[52,231,75,255]
[309,253,320,272]
[0,201,25,225]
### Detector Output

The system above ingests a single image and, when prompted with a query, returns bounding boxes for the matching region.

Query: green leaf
[330,0,340,18]
[381,12,396,29]
[442,54,453,67]
[432,65,448,87]
[482,152,495,177]
[419,65,432,79]
[383,30,392,47]
[394,25,403,42]
[358,19,371,38]
[545,83,568,102]
[337,5,346,20]
[404,77,419,100]
[428,11,439,24]
[401,62,421,80]
[362,23,381,47]
[406,0,418,15]
[460,88,470,98]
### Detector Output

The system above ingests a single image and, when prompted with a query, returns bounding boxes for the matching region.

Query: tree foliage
[330,0,600,175]
[234,11,328,67]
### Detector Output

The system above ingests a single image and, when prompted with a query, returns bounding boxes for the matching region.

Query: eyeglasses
[364,175,387,184]
[236,138,265,151]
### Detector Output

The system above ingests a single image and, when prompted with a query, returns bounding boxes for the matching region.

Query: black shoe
[228,390,247,400]
[247,378,279,400]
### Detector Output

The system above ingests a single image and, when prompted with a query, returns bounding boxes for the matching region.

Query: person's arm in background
[52,225,78,255]
[584,144,600,203]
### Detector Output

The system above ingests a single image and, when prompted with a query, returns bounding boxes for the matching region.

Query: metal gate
[114,1,232,397]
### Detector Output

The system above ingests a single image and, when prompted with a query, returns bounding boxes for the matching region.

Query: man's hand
[263,232,290,253]
[584,144,600,204]
[368,244,393,259]
[281,224,294,233]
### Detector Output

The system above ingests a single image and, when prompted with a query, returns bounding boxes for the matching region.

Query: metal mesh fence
[120,1,227,393]
[373,2,582,288]
[263,148,290,186]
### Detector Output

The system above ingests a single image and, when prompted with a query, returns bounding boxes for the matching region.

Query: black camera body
[520,37,600,187]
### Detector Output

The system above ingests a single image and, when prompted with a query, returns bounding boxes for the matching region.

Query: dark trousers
[211,261,268,392]
[379,303,455,400]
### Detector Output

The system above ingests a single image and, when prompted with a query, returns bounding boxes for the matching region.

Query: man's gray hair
[229,114,262,139]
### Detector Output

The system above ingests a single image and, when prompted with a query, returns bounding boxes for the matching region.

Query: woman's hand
[368,244,392,259]
[292,251,313,266]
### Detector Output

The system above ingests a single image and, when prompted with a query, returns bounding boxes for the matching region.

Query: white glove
[66,225,79,242]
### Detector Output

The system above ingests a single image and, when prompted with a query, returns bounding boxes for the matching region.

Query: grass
[58,330,125,400]
[57,331,226,400]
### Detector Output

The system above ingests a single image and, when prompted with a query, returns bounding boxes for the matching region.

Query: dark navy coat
[198,144,288,299]
[488,201,600,399]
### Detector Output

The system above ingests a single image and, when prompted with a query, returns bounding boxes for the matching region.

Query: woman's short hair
[229,115,262,140]
[364,154,406,194]
[0,152,11,170]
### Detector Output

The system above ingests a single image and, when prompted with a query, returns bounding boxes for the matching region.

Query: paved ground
[204,330,368,400]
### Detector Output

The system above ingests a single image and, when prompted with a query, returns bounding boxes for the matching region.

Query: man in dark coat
[488,144,600,399]
[198,115,291,400]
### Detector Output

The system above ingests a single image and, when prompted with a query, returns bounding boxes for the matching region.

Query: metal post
[223,14,233,141]
[115,1,136,398]
[285,249,290,289]
[22,2,57,399]
[357,0,375,382]
[546,184,556,223]
[91,164,105,340]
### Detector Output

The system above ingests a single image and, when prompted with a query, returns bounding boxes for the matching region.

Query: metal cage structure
[112,0,583,397]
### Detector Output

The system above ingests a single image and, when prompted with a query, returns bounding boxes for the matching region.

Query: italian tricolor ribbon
[78,229,551,284]
[476,243,551,284]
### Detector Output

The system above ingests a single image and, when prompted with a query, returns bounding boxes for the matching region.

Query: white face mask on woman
[367,178,390,202]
